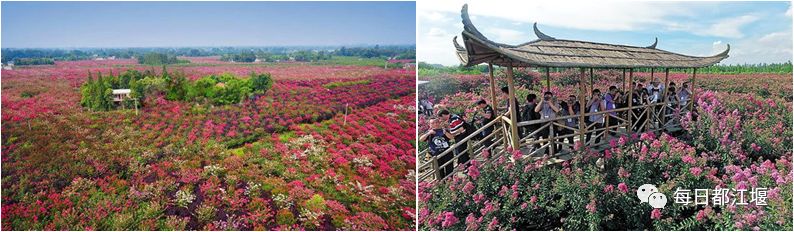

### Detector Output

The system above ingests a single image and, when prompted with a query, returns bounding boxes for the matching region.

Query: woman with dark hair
[632,85,650,132]
[665,86,678,123]
[557,100,576,151]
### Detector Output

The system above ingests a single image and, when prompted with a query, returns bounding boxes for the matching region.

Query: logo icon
[648,192,667,209]
[636,184,658,203]
[637,184,667,209]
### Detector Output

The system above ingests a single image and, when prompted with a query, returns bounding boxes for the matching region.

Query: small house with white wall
[112,89,131,102]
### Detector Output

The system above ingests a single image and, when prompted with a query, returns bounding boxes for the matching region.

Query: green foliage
[80,67,271,111]
[634,61,793,74]
[195,203,217,223]
[205,74,251,105]
[163,68,189,101]
[12,57,54,65]
[418,62,485,76]
[250,72,273,94]
[276,209,297,225]
[1,45,415,64]
[334,45,415,59]
[255,52,290,62]
[291,50,332,62]
[185,72,265,105]
[304,194,327,212]
[80,72,115,111]
[138,76,167,97]
[20,91,38,98]
[313,56,388,67]
[220,52,257,62]
[136,52,189,65]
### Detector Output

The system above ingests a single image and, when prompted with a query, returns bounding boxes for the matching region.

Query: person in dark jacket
[420,118,455,178]
[438,109,472,167]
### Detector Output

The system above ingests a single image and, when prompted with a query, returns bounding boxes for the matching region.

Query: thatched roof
[454,4,730,68]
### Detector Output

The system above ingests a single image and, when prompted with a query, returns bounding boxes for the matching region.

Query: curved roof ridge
[454,4,730,68]
[533,23,556,40]
[460,4,516,48]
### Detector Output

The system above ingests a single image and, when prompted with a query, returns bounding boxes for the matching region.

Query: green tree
[250,72,273,94]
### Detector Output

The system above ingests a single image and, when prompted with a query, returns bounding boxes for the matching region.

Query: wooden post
[578,68,587,147]
[627,69,633,133]
[431,155,441,180]
[546,67,551,93]
[506,63,520,149]
[549,121,555,156]
[488,63,498,116]
[661,68,670,128]
[622,69,626,91]
[488,63,507,147]
[690,68,697,111]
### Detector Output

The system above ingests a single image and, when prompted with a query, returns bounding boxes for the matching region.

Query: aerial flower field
[1,59,416,230]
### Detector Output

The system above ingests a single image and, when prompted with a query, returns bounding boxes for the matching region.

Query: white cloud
[759,31,791,44]
[483,28,528,44]
[786,4,792,17]
[419,10,450,24]
[711,41,727,55]
[694,15,759,38]
[427,28,448,37]
[722,30,792,64]
[419,0,697,31]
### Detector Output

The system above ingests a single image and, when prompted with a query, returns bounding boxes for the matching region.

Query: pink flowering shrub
[420,129,792,230]
[419,69,791,230]
[681,91,792,162]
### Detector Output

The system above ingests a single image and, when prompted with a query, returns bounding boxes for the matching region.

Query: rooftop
[454,4,730,68]
[112,89,131,94]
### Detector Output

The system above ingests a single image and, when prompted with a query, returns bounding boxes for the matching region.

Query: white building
[112,89,132,102]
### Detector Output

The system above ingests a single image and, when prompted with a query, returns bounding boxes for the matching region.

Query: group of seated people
[422,78,692,178]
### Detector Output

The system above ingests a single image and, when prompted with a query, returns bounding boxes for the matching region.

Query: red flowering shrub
[2,61,415,230]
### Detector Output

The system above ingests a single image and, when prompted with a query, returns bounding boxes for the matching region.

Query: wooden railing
[418,100,691,183]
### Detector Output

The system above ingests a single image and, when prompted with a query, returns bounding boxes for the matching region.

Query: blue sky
[2,1,416,48]
[419,0,792,65]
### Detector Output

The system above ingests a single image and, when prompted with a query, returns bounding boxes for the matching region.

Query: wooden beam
[579,68,587,147]
[506,63,520,149]
[627,69,633,134]
[661,68,670,127]
[488,63,498,116]
[488,63,508,148]
[622,69,626,91]
[690,68,697,111]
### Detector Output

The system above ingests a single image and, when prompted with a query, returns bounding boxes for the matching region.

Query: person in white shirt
[646,78,664,104]
[678,82,691,107]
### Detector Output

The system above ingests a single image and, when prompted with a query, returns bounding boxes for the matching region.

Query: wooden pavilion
[418,4,730,182]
